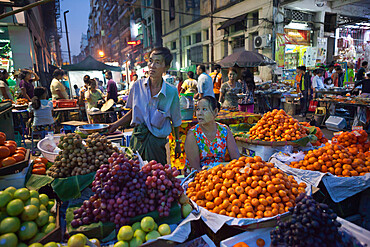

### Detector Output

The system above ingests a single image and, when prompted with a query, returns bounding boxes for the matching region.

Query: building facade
[0,0,62,85]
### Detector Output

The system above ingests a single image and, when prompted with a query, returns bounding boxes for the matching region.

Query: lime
[35,210,49,227]
[29,190,39,199]
[0,191,12,208]
[129,237,143,247]
[6,199,24,216]
[131,222,141,232]
[28,244,43,247]
[47,200,55,211]
[113,241,129,247]
[117,226,133,241]
[13,188,30,201]
[145,230,161,241]
[29,232,46,244]
[0,232,18,247]
[39,204,47,212]
[42,222,55,234]
[25,198,40,208]
[18,221,38,241]
[39,194,49,206]
[141,216,155,232]
[20,205,39,221]
[4,187,16,198]
[48,215,55,223]
[158,224,171,236]
[44,242,59,247]
[0,217,21,233]
[67,234,86,247]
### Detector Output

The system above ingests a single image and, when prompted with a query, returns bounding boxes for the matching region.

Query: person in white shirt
[162,71,175,86]
[312,69,325,98]
[0,69,13,101]
[194,64,215,99]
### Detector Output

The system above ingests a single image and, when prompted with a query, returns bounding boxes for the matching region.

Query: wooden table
[53,107,80,112]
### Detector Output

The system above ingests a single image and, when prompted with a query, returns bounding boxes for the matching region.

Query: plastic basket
[53,99,77,108]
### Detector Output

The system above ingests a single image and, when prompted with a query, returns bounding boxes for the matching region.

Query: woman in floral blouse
[185,96,240,170]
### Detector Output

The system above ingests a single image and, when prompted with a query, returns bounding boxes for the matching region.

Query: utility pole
[64,10,72,64]
[210,0,214,69]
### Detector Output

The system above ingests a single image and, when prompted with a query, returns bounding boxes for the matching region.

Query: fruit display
[300,122,328,146]
[0,187,56,247]
[0,132,27,167]
[289,143,370,177]
[46,133,119,178]
[114,216,171,247]
[333,130,369,152]
[270,194,363,247]
[248,109,309,142]
[186,156,307,219]
[71,155,184,229]
[31,158,49,175]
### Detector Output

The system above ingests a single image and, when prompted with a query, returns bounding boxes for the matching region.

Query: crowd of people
[295,61,369,117]
[1,46,369,171]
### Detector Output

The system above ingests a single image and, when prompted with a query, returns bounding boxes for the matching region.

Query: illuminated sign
[127,40,141,45]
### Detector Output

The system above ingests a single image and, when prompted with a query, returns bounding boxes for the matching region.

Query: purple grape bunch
[142,160,184,217]
[71,153,183,229]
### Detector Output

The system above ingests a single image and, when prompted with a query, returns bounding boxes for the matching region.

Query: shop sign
[284,29,311,46]
[275,33,285,67]
[316,37,327,64]
[306,47,317,68]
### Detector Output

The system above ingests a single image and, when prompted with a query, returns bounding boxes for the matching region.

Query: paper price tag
[333,131,343,137]
[352,126,363,131]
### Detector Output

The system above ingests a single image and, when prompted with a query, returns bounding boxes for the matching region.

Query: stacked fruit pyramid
[0,187,56,247]
[248,109,309,142]
[186,156,307,219]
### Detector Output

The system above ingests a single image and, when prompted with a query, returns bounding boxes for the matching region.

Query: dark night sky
[60,0,90,61]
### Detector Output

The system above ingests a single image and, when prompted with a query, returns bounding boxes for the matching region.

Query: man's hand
[175,142,181,159]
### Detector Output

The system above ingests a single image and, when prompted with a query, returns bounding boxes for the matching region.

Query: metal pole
[210,0,214,68]
[0,0,54,20]
[64,10,72,64]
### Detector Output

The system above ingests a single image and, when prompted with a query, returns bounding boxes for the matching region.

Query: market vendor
[108,47,182,165]
[296,66,311,117]
[185,96,240,171]
[0,69,13,101]
[220,67,242,108]
[50,69,68,100]
[352,72,370,94]
[312,69,325,97]
[19,69,39,101]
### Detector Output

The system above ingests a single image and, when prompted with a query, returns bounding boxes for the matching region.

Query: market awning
[62,55,121,72]
[218,14,247,30]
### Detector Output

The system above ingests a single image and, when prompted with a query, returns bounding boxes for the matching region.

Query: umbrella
[219,50,276,68]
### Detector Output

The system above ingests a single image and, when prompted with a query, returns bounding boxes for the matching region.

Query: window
[223,40,229,58]
[185,36,191,46]
[172,53,177,69]
[232,22,245,33]
[171,41,176,50]
[204,29,209,40]
[195,32,201,43]
[232,35,245,52]
[169,0,175,21]
[252,11,259,27]
[189,45,203,64]
[193,0,200,20]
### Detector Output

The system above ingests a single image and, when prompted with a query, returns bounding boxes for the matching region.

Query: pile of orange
[289,143,370,177]
[333,130,369,152]
[248,109,308,142]
[300,122,328,146]
[186,156,307,219]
